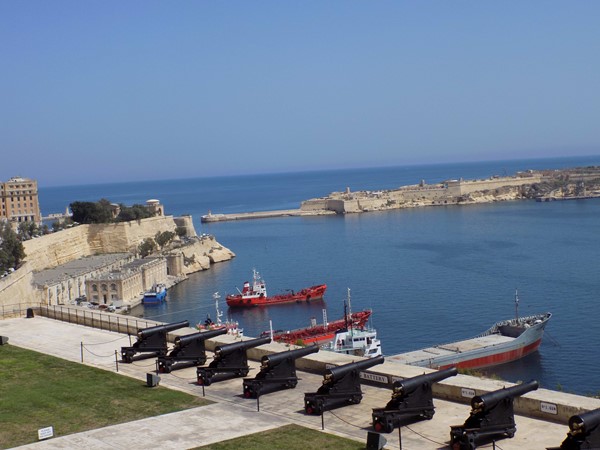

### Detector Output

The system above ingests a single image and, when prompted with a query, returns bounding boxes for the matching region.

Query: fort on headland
[202,166,600,222]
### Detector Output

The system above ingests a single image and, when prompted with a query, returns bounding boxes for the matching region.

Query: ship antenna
[347,288,353,333]
[514,289,519,323]
[213,292,223,326]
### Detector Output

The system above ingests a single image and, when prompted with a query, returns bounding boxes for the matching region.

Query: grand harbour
[3,156,600,448]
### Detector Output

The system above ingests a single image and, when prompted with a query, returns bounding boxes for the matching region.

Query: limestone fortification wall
[22,216,178,272]
[1,216,235,311]
[0,262,35,315]
[451,175,542,195]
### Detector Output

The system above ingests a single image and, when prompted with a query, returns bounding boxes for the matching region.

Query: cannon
[450,380,539,450]
[304,355,385,415]
[548,408,600,450]
[242,345,319,398]
[157,328,228,373]
[372,366,458,433]
[197,336,271,386]
[120,320,189,363]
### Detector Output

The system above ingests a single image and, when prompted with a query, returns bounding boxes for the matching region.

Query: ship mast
[347,288,353,336]
[514,289,519,323]
[213,292,223,326]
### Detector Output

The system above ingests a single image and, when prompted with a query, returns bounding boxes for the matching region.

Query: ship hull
[142,286,167,305]
[265,310,372,345]
[388,313,551,370]
[226,284,327,307]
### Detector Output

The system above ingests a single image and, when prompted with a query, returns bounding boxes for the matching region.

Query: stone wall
[1,216,234,311]
[0,262,35,314]
[22,216,179,272]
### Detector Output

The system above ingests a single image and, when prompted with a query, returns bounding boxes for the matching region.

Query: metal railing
[1,303,160,336]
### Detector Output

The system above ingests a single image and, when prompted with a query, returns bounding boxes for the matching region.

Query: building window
[101,284,107,291]
[92,284,98,292]
[110,283,117,291]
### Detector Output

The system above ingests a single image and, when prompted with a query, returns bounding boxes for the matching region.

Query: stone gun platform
[0,317,580,449]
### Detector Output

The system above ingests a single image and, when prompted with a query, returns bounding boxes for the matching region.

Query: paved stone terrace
[1,317,569,449]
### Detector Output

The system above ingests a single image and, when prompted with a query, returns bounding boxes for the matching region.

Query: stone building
[32,253,134,306]
[85,257,168,304]
[0,176,41,225]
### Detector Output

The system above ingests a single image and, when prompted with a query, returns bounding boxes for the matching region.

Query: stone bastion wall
[0,215,233,311]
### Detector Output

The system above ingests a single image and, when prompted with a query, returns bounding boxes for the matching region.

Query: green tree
[155,231,175,249]
[138,238,156,258]
[116,204,154,222]
[175,226,187,238]
[17,222,38,240]
[70,200,113,224]
[0,222,26,272]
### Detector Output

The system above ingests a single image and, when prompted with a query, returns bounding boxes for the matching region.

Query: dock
[201,209,335,223]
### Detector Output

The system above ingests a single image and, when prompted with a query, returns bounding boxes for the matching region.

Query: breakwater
[201,209,335,223]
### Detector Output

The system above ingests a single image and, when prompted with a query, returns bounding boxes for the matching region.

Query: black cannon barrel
[328,355,385,381]
[137,320,189,339]
[215,336,271,356]
[472,380,539,410]
[394,367,458,395]
[175,328,227,347]
[569,408,600,434]
[262,345,319,367]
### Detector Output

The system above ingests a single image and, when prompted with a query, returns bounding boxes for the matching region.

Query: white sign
[540,402,558,415]
[461,388,476,398]
[360,372,388,384]
[38,426,54,441]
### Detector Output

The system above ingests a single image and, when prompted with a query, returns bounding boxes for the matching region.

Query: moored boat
[387,291,551,370]
[226,269,327,307]
[197,292,242,336]
[324,288,383,358]
[142,283,167,305]
[263,308,373,345]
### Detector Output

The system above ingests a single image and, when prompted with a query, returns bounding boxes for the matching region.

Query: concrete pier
[200,209,335,223]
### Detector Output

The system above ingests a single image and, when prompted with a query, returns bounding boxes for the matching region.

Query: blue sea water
[39,155,600,395]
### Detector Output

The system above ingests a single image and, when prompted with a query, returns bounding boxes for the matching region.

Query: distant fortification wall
[1,216,235,311]
[22,216,179,272]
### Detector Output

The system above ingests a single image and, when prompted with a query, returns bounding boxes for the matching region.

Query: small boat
[387,290,551,370]
[325,289,383,358]
[142,283,167,305]
[197,292,242,336]
[263,307,373,345]
[226,269,327,307]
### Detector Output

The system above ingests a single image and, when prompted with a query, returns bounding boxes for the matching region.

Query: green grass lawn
[193,424,366,450]
[0,344,209,449]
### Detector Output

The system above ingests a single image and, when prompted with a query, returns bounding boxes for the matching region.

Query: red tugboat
[263,309,373,345]
[226,269,327,307]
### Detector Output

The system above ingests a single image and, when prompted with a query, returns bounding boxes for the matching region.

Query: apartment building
[0,177,41,224]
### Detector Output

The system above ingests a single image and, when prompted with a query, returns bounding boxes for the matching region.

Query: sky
[1,1,600,187]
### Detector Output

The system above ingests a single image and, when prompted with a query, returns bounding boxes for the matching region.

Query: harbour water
[39,155,600,395]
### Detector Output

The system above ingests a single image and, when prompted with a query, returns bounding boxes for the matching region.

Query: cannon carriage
[120,320,189,363]
[372,366,458,433]
[304,355,385,415]
[548,408,600,450]
[242,344,319,398]
[157,328,227,373]
[196,336,271,386]
[450,380,539,449]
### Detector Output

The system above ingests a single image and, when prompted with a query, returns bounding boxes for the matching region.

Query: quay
[3,307,600,449]
[200,209,335,223]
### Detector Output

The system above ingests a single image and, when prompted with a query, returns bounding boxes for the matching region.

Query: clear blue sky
[2,1,599,186]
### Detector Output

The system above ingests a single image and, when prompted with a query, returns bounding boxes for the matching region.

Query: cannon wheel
[351,395,362,404]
